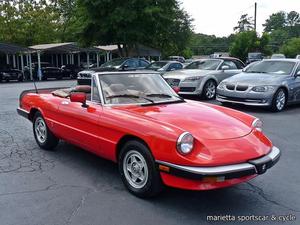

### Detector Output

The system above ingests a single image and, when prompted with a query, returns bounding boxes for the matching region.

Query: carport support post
[56,54,58,67]
[96,53,100,67]
[87,52,90,69]
[71,54,74,64]
[20,54,24,73]
[29,53,33,81]
[77,53,80,66]
[6,54,9,65]
[61,54,63,66]
[37,51,42,81]
[13,55,16,68]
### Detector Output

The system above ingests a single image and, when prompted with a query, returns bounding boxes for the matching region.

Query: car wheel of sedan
[271,88,287,112]
[202,80,216,100]
[118,140,163,198]
[33,112,59,150]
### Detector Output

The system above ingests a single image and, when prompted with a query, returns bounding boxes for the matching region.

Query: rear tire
[33,112,59,150]
[202,80,217,100]
[118,140,163,198]
[270,88,287,112]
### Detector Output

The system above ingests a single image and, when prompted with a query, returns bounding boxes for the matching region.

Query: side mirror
[296,71,300,77]
[122,64,129,70]
[70,92,88,108]
[221,65,230,71]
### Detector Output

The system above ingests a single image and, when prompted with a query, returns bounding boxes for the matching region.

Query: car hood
[163,69,215,79]
[224,72,288,85]
[115,101,252,140]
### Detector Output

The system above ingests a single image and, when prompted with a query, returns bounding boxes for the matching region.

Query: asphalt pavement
[0,80,299,225]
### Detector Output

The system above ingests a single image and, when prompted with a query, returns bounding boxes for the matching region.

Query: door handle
[61,101,69,105]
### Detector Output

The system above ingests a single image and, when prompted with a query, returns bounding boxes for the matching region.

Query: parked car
[169,56,185,63]
[217,59,300,112]
[61,64,83,79]
[295,55,300,59]
[17,71,280,197]
[271,54,286,59]
[163,57,245,99]
[0,64,23,82]
[246,52,264,65]
[144,61,183,74]
[32,62,63,80]
[77,58,150,85]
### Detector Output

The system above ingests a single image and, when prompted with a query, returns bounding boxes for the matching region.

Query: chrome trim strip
[17,107,29,114]
[156,160,256,175]
[156,146,281,176]
[268,146,281,161]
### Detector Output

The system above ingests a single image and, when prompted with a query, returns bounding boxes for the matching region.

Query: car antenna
[33,76,39,94]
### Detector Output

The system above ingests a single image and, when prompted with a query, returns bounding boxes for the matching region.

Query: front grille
[165,78,180,87]
[236,85,248,91]
[218,95,262,103]
[226,84,235,90]
[180,87,196,92]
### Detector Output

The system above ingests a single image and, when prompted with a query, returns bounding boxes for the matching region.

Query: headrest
[74,85,91,93]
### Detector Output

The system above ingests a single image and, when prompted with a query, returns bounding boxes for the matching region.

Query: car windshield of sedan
[100,58,126,68]
[98,73,182,105]
[145,62,168,70]
[184,59,221,70]
[245,61,296,75]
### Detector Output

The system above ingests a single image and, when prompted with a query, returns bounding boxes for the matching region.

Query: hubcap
[205,81,216,99]
[123,150,148,189]
[34,117,47,144]
[276,90,286,111]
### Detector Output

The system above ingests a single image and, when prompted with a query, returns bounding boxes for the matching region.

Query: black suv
[0,64,23,82]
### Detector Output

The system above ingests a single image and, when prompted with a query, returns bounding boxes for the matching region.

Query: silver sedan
[163,57,244,99]
[217,59,300,112]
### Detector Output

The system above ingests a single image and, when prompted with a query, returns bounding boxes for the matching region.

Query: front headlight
[252,86,275,92]
[252,118,263,132]
[184,76,203,82]
[177,132,194,154]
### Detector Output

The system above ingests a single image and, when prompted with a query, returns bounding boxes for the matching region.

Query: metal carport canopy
[30,42,99,53]
[0,42,31,54]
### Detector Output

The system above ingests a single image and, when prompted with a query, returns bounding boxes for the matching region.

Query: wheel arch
[115,134,152,162]
[28,107,41,121]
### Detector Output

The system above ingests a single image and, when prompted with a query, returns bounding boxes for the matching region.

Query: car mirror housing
[296,71,300,77]
[70,92,88,107]
[221,65,230,71]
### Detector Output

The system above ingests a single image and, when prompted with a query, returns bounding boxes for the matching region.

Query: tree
[229,31,270,62]
[269,29,289,52]
[76,0,192,57]
[280,38,300,58]
[263,11,286,32]
[286,11,300,27]
[234,14,254,33]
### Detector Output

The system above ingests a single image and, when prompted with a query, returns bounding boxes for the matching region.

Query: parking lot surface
[0,80,299,225]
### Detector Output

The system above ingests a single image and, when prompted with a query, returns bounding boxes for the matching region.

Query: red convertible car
[17,71,280,197]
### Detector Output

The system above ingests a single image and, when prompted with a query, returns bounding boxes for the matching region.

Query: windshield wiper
[146,93,184,101]
[106,94,154,103]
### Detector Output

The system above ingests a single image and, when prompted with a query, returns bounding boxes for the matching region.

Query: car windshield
[245,61,296,75]
[185,59,221,70]
[100,58,126,68]
[98,73,182,105]
[145,62,168,70]
[248,53,262,59]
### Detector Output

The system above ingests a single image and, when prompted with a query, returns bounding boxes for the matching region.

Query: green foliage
[229,31,271,62]
[280,38,300,58]
[76,0,192,57]
[234,14,254,33]
[263,11,286,32]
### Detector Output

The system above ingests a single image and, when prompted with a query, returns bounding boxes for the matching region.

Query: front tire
[271,88,287,112]
[202,80,216,100]
[33,112,59,150]
[118,140,163,198]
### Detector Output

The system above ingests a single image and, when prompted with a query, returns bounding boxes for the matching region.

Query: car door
[293,64,300,101]
[217,60,240,81]
[55,77,103,154]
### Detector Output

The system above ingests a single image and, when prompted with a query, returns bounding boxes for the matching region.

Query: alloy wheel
[276,90,286,111]
[34,117,47,144]
[205,81,216,99]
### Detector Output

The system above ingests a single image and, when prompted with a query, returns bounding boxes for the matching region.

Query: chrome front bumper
[156,146,281,180]
[216,95,271,106]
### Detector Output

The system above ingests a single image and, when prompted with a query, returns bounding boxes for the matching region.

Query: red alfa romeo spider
[17,71,280,197]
